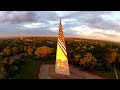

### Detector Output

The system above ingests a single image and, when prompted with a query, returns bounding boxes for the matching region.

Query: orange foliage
[79,53,97,65]
[105,51,117,64]
[74,54,81,62]
[27,46,34,55]
[35,46,53,58]
[3,48,11,56]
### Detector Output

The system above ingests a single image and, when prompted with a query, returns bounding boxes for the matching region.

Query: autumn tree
[79,52,97,70]
[27,46,34,56]
[35,46,54,58]
[3,47,11,57]
[105,51,117,64]
[73,54,81,65]
[104,48,119,78]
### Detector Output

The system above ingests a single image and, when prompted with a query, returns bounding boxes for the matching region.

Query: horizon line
[0,36,120,43]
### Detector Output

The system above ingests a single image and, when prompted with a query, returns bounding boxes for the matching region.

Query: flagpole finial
[60,17,62,25]
[60,17,62,21]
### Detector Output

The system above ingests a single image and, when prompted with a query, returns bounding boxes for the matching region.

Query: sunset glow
[0,11,120,42]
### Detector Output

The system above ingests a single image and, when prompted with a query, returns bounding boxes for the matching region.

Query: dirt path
[38,64,106,79]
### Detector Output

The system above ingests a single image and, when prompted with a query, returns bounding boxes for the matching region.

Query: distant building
[74,40,80,42]
[67,41,71,44]
[74,38,81,42]
[26,39,32,41]
[46,40,54,44]
[20,37,23,40]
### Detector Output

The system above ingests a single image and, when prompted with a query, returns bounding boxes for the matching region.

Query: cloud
[21,23,46,29]
[55,11,77,17]
[57,11,120,32]
[0,11,120,42]
[0,32,31,37]
[84,15,120,31]
[71,25,120,42]
[0,11,36,24]
[36,11,59,24]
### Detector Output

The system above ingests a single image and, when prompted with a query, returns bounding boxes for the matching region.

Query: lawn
[12,56,55,79]
[2,54,120,79]
[12,58,120,79]
[90,69,120,79]
[13,59,41,79]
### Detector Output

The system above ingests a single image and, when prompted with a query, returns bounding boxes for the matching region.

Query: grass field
[13,59,40,79]
[1,56,120,79]
[13,60,120,79]
[12,56,55,79]
[90,69,120,79]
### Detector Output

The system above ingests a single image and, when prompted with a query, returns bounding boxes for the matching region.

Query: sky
[0,11,120,42]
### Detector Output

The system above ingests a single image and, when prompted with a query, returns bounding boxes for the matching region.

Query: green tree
[88,45,95,50]
[12,47,19,54]
[82,45,87,50]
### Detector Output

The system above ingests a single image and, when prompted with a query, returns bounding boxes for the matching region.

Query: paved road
[38,64,56,79]
[38,64,106,79]
[10,53,24,60]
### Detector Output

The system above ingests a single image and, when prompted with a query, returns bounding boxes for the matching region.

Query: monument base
[49,65,70,79]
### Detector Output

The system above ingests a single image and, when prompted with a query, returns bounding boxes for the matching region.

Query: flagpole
[55,18,70,76]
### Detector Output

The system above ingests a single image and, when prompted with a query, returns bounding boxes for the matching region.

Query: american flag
[55,18,70,75]
[57,19,67,59]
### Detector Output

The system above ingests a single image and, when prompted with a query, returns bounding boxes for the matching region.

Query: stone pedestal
[49,65,70,79]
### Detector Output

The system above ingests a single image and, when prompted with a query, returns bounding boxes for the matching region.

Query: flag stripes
[58,44,68,59]
[58,38,66,50]
[58,41,67,56]
[57,18,68,59]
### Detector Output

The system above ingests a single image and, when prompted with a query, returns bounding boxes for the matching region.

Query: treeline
[0,39,56,79]
[67,40,120,72]
[0,37,120,78]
